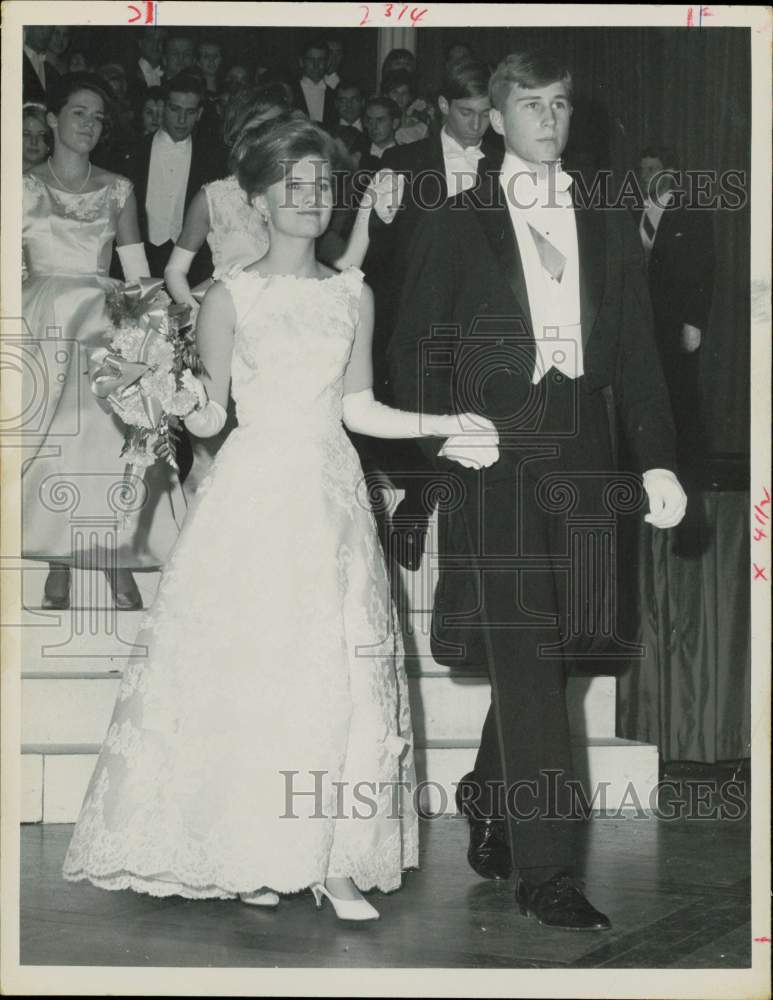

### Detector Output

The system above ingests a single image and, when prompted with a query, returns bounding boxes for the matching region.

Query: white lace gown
[63,266,419,898]
[203,174,269,280]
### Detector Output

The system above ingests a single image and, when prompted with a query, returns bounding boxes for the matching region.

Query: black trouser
[462,375,617,882]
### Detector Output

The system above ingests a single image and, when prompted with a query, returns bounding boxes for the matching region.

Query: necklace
[47,157,92,194]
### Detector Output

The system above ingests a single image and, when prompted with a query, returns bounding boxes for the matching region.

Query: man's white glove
[643,468,687,528]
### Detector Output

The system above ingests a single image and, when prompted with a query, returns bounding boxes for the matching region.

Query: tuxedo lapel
[470,171,533,336]
[574,202,606,349]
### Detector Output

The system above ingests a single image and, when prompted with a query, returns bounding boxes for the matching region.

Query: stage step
[21,672,617,746]
[20,736,658,823]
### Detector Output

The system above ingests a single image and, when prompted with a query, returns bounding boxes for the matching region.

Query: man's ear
[438,95,449,118]
[489,108,505,137]
[195,105,203,122]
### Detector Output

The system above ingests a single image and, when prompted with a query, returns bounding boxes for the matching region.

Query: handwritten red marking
[753,936,771,943]
[128,1,154,23]
[752,564,767,581]
[358,2,427,25]
[753,527,767,542]
[687,6,694,26]
[359,5,371,25]
[410,7,429,22]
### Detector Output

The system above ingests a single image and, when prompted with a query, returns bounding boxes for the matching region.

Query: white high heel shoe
[311,882,380,921]
[239,889,280,908]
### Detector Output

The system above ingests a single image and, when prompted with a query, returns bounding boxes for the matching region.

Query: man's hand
[681,323,702,352]
[643,468,687,528]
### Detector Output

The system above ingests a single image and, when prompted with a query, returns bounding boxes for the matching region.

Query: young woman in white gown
[62,117,498,920]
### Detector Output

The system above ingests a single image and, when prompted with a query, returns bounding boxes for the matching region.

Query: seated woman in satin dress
[22,72,184,611]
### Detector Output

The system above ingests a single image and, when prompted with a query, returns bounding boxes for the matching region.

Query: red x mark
[753,564,767,581]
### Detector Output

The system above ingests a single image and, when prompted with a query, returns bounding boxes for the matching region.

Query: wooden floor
[20,767,751,970]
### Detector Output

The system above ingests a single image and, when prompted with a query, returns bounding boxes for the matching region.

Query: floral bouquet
[89,278,206,480]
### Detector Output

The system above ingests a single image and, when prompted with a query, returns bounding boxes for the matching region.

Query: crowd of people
[21,26,700,936]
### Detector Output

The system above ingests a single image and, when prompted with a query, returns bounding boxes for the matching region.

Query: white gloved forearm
[183,399,227,438]
[643,468,687,528]
[164,245,198,308]
[343,388,471,438]
[116,242,150,281]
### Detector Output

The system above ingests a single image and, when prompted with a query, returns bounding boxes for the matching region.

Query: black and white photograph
[1,2,770,997]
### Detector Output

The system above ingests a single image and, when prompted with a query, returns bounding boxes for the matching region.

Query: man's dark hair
[162,71,205,103]
[439,57,490,102]
[640,145,679,169]
[380,69,415,99]
[300,36,328,59]
[364,95,401,120]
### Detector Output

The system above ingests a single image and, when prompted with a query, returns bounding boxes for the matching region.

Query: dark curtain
[417,27,751,456]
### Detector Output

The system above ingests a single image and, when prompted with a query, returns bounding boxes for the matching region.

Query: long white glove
[366,169,406,224]
[116,242,150,281]
[643,468,687,528]
[342,389,499,466]
[182,378,227,438]
[164,245,198,308]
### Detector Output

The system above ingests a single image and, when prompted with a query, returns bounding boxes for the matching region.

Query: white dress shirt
[440,127,484,198]
[138,57,164,88]
[24,45,47,87]
[299,77,327,123]
[325,71,340,90]
[500,152,583,384]
[369,141,396,159]
[146,129,192,247]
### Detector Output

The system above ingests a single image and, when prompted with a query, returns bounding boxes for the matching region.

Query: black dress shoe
[455,774,512,880]
[515,872,611,931]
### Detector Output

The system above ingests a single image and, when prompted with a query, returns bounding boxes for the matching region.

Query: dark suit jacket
[125,130,227,283]
[633,200,715,358]
[291,80,337,130]
[389,167,677,663]
[23,52,59,103]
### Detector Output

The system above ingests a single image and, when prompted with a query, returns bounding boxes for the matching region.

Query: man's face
[440,94,491,148]
[198,43,223,78]
[165,38,195,77]
[365,106,397,146]
[225,65,249,92]
[140,28,165,66]
[25,26,53,53]
[490,80,572,169]
[638,156,674,202]
[302,47,328,84]
[336,86,363,124]
[327,41,344,74]
[386,84,412,112]
[162,89,202,142]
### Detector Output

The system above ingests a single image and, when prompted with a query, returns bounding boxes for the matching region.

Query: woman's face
[69,52,89,73]
[48,26,71,57]
[259,156,333,240]
[387,84,412,112]
[23,116,49,167]
[49,88,105,155]
[141,97,163,134]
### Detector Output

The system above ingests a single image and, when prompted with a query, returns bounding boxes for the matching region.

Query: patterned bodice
[203,175,269,279]
[22,173,132,278]
[222,267,364,437]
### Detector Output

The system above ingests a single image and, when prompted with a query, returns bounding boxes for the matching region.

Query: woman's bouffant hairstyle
[235,116,344,200]
[223,82,291,150]
[47,71,115,120]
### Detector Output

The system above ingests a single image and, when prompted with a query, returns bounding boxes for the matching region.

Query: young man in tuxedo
[23,26,59,103]
[635,146,716,460]
[293,38,337,128]
[126,72,226,282]
[132,27,167,95]
[389,51,687,931]
[367,58,500,571]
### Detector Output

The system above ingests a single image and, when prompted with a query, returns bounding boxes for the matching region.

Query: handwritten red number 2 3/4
[359,4,428,25]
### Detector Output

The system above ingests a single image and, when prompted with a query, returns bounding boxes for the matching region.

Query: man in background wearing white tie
[368,58,500,571]
[390,51,686,932]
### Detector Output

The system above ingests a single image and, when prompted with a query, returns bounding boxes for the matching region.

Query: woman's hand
[438,413,500,470]
[364,169,406,225]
